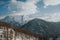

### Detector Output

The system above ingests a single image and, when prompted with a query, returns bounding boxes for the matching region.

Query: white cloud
[7,0,39,15]
[39,13,60,22]
[25,13,60,22]
[43,0,60,7]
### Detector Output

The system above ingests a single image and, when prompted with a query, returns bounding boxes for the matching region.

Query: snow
[49,37,60,40]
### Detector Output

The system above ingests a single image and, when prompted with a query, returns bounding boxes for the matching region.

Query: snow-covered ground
[49,37,60,40]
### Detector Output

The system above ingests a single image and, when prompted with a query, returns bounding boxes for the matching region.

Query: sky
[0,0,60,22]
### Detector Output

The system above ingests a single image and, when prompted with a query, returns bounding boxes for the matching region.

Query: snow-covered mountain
[0,16,14,23]
[0,16,21,28]
[1,16,60,37]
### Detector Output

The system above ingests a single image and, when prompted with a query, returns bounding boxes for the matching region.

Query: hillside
[22,18,60,37]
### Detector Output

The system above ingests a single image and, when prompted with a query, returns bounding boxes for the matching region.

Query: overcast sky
[0,0,60,22]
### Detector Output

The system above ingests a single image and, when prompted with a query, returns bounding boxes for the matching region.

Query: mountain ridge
[22,18,60,37]
[0,16,60,37]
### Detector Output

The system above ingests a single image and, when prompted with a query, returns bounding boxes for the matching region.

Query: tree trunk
[7,28,8,40]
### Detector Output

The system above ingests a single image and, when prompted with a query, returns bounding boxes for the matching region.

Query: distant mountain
[22,18,60,37]
[0,16,14,23]
[0,16,21,28]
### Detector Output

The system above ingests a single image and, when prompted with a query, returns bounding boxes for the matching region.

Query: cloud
[43,0,60,7]
[7,0,39,15]
[26,13,60,22]
[39,13,60,22]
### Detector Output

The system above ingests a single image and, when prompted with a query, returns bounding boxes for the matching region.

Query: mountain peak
[1,16,14,23]
[0,16,21,28]
[22,18,49,36]
[32,18,45,21]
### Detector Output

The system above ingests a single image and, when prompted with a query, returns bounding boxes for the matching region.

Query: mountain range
[0,16,60,37]
[21,18,60,37]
